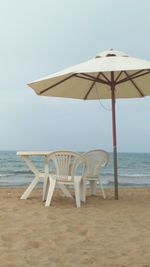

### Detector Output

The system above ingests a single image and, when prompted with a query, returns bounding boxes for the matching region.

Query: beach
[0,187,150,267]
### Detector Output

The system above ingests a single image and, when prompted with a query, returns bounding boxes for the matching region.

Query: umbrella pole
[111,73,118,200]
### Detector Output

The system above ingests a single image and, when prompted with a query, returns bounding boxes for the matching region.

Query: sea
[0,151,150,188]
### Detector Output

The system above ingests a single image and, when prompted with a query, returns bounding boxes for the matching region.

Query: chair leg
[74,182,81,208]
[45,177,56,207]
[80,179,86,202]
[43,176,49,201]
[89,180,97,196]
[99,177,106,199]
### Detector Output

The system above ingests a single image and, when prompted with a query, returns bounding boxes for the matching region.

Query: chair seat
[84,149,109,199]
[50,175,82,183]
[45,151,87,208]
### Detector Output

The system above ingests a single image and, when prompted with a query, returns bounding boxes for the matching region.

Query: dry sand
[0,187,150,267]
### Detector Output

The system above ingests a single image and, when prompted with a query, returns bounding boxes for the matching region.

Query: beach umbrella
[27,49,150,199]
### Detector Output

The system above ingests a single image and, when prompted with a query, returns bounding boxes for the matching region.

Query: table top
[17,151,53,156]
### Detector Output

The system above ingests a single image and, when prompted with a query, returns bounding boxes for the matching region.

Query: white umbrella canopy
[28,50,150,99]
[28,49,150,199]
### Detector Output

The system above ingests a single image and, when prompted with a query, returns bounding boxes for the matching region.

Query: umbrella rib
[117,70,150,84]
[100,73,111,83]
[75,74,107,84]
[123,71,144,97]
[75,74,98,82]
[115,71,124,82]
[129,70,150,81]
[79,73,108,85]
[117,70,146,83]
[83,73,101,100]
[39,74,76,95]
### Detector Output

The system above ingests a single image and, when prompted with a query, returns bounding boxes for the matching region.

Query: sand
[0,187,150,267]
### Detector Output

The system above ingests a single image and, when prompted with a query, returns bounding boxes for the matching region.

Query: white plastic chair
[83,149,109,199]
[45,151,88,208]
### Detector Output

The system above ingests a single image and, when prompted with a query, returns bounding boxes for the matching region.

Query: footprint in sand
[81,255,96,265]
[1,233,16,243]
[79,229,88,236]
[25,240,39,249]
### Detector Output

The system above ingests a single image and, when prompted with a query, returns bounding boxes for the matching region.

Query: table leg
[59,184,73,198]
[20,156,43,199]
[21,175,40,199]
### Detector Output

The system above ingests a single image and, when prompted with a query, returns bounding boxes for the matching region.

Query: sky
[0,0,150,152]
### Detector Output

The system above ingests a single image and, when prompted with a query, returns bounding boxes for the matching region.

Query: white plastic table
[17,151,72,201]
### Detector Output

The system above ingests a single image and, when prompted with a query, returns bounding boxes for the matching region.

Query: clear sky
[0,0,150,152]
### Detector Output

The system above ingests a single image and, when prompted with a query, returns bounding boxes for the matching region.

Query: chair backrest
[48,151,87,181]
[83,149,109,178]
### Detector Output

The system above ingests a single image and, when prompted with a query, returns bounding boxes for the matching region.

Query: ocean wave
[102,179,150,187]
[0,170,34,176]
[103,172,150,178]
[119,174,150,178]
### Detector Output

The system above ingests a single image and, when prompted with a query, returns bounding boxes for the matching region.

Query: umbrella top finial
[95,49,128,58]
